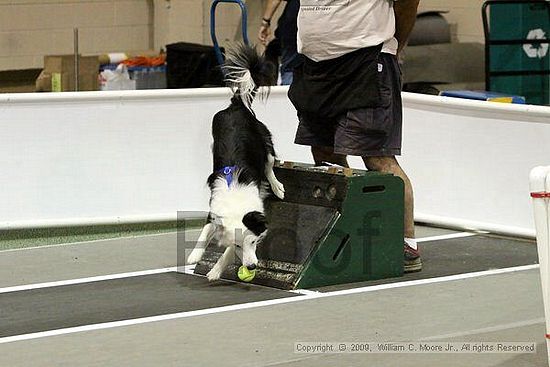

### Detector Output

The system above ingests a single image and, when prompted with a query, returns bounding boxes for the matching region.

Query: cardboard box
[0,69,41,93]
[37,55,99,92]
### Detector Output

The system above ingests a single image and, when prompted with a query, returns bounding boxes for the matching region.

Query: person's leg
[362,155,421,272]
[362,156,414,238]
[294,112,342,166]
[311,146,349,167]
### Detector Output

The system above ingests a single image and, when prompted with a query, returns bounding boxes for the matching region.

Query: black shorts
[294,53,402,157]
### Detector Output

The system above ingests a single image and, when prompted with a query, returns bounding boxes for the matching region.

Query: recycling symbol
[523,28,548,58]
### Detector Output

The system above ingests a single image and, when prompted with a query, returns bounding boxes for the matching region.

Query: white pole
[530,165,550,365]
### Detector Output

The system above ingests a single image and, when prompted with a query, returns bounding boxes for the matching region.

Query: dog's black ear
[242,211,267,236]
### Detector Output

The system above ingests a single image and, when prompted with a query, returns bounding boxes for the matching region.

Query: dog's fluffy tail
[223,44,275,110]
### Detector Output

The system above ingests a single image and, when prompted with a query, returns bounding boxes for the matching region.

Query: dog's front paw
[271,180,285,199]
[206,265,223,281]
[187,249,204,265]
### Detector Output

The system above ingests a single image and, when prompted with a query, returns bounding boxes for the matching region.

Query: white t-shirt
[297,0,398,61]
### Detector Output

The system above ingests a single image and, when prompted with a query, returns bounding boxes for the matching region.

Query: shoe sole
[404,259,423,273]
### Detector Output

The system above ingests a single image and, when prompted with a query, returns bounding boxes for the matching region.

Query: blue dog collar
[219,165,238,187]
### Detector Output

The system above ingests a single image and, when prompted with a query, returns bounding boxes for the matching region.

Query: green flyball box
[194,162,404,289]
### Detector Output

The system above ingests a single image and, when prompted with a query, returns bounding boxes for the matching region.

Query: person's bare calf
[311,147,420,271]
[311,146,349,167]
[362,156,415,239]
[311,148,413,237]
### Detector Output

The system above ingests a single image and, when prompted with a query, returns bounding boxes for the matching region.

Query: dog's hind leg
[265,153,285,199]
[187,222,215,264]
[207,245,235,281]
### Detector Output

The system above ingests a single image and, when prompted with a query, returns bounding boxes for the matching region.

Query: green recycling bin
[483,0,550,105]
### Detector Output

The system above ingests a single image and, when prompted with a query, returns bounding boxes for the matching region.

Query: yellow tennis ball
[237,265,256,282]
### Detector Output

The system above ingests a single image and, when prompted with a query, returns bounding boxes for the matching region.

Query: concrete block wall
[0,0,152,71]
[418,0,485,43]
[152,0,269,50]
[153,0,204,47]
[0,0,268,71]
[0,0,485,72]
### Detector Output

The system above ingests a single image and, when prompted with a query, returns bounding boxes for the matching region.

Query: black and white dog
[187,45,285,281]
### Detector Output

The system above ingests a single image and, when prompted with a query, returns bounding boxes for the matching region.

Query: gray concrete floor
[0,225,461,288]
[414,224,462,238]
[0,226,547,367]
[0,230,196,287]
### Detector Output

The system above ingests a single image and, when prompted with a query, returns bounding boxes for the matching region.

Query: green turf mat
[0,219,206,251]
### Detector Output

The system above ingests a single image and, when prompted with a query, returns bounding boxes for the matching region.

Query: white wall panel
[1,88,549,237]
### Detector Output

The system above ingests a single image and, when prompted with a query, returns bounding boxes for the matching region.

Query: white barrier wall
[1,88,549,237]
[399,93,550,237]
[0,90,231,228]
